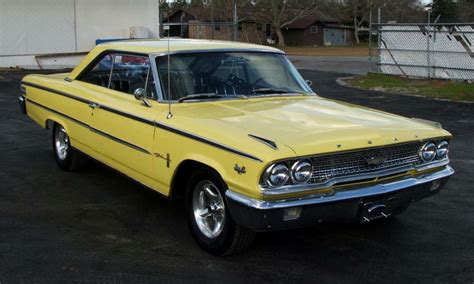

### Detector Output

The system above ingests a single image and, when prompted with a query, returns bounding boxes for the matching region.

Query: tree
[345,0,371,44]
[456,0,474,22]
[431,0,458,23]
[377,0,425,23]
[246,0,323,47]
[341,0,425,44]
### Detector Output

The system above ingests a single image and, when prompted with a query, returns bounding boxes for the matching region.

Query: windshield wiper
[178,93,247,103]
[178,93,225,102]
[252,88,306,95]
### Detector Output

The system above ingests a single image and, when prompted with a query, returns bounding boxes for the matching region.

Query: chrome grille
[310,142,424,184]
[260,142,425,188]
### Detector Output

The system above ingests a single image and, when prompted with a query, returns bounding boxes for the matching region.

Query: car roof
[97,38,283,54]
[70,39,284,79]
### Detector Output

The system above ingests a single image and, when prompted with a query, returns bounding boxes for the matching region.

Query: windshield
[156,52,313,101]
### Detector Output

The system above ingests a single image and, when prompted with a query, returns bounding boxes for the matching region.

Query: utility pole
[233,0,238,41]
[427,9,431,79]
[377,7,381,73]
[211,0,214,40]
[368,8,372,73]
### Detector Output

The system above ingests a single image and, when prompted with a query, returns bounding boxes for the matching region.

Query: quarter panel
[23,75,93,151]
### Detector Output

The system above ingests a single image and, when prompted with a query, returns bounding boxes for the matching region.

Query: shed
[163,8,269,44]
[282,14,355,46]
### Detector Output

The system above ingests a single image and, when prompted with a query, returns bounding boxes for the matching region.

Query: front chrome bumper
[225,166,454,231]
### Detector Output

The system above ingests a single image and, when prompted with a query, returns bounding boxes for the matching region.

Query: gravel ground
[0,69,473,283]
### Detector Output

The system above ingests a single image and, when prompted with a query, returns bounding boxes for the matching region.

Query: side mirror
[305,80,313,88]
[134,88,151,107]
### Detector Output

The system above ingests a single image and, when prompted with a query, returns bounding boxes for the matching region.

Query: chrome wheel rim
[192,180,226,239]
[55,126,69,161]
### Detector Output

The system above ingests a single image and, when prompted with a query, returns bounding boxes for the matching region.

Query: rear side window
[79,54,113,87]
[109,55,155,99]
[79,53,156,99]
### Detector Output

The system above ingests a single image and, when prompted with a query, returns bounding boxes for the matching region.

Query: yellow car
[19,39,454,255]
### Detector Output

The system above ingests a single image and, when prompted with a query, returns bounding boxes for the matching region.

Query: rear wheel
[186,169,255,255]
[52,123,87,171]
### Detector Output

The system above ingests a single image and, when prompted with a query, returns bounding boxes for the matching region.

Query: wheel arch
[170,159,227,201]
[45,117,70,132]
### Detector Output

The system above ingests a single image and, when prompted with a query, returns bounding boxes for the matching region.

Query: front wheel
[52,123,87,171]
[186,170,255,255]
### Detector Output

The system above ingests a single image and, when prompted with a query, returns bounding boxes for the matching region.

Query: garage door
[323,28,346,45]
[0,0,76,56]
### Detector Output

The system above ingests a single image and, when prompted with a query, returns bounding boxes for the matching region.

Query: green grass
[346,73,474,102]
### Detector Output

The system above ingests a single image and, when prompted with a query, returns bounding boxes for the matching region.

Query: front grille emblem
[365,155,385,166]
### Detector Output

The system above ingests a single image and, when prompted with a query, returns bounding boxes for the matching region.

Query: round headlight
[420,142,437,162]
[264,163,290,187]
[437,140,449,159]
[291,160,313,183]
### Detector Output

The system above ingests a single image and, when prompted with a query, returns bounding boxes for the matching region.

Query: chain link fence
[369,23,474,80]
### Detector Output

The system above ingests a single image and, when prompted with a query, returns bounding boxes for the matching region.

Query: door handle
[88,102,100,109]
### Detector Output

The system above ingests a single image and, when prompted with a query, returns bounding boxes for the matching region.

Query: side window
[79,54,113,87]
[109,55,156,99]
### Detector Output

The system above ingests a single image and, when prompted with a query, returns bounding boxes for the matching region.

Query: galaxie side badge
[233,164,246,175]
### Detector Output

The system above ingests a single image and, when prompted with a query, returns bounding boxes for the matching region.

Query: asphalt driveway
[0,69,473,283]
[290,55,375,75]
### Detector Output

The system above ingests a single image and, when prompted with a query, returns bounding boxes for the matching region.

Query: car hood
[170,96,451,161]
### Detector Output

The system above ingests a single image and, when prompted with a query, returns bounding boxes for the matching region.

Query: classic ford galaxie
[19,39,454,255]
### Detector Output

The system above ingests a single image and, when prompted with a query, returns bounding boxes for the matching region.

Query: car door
[76,53,163,182]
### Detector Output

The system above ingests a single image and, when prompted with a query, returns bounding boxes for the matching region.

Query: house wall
[0,0,159,69]
[345,29,355,44]
[283,24,355,46]
[166,11,197,37]
[187,21,267,44]
[188,21,233,41]
[239,23,267,45]
[283,23,325,46]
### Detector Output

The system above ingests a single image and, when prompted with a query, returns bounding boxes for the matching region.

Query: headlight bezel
[436,140,449,159]
[419,141,437,162]
[419,140,450,162]
[290,159,313,184]
[262,162,290,188]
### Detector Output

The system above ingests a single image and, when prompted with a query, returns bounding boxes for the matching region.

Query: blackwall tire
[52,123,87,171]
[186,168,255,256]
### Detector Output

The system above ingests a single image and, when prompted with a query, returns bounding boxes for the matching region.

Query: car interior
[157,53,275,101]
[79,54,156,99]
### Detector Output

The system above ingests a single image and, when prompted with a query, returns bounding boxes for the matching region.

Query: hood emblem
[365,155,385,166]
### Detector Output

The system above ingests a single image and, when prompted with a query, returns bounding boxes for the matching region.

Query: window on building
[238,22,243,31]
[257,23,263,31]
[215,24,221,31]
[310,26,318,34]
